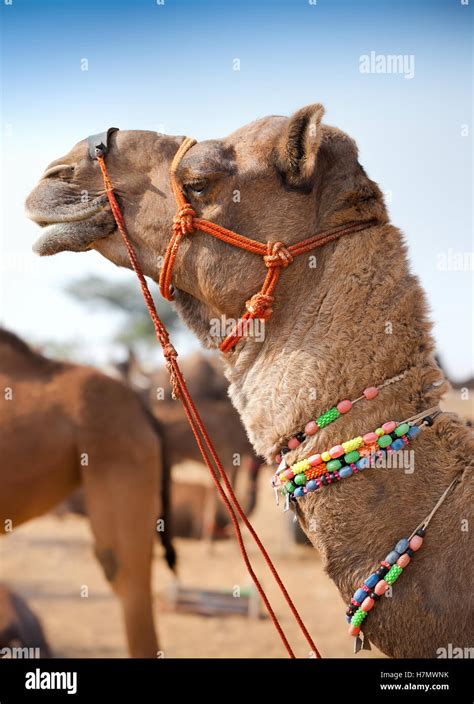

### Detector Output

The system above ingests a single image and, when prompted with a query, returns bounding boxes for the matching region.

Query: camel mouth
[31,207,117,256]
[26,194,109,226]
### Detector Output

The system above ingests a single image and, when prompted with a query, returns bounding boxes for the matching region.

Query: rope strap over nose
[158,136,378,350]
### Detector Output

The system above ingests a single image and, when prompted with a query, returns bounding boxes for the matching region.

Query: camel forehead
[224,115,286,168]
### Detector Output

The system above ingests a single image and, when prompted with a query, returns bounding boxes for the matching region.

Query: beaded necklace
[274,370,409,464]
[272,408,440,509]
[270,404,463,652]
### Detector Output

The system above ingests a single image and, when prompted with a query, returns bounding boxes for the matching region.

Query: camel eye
[186,179,207,195]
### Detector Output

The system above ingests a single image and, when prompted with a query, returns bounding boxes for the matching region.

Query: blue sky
[1,0,472,377]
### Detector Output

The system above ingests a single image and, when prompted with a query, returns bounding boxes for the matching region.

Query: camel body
[26,104,474,657]
[0,329,171,657]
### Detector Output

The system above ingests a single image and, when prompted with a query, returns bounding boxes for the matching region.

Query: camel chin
[32,212,116,256]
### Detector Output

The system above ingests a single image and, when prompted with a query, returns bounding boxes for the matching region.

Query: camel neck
[224,221,446,462]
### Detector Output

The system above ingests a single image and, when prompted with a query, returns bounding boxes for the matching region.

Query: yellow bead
[321,451,331,462]
[291,459,310,474]
[342,436,363,453]
[375,428,384,437]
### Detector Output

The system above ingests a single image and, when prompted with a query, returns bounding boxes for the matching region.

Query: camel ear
[275,103,325,189]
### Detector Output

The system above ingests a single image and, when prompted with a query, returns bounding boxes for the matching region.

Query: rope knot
[263,241,293,268]
[173,205,196,236]
[245,292,274,319]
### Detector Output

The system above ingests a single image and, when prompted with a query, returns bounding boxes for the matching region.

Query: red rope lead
[96,154,321,659]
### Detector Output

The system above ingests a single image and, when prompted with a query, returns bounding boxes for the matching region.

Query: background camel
[60,352,263,538]
[27,105,473,657]
[0,328,174,657]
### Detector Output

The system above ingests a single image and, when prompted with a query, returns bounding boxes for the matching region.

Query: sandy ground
[1,390,470,659]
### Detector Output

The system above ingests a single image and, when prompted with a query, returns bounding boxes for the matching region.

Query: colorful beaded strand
[276,371,408,462]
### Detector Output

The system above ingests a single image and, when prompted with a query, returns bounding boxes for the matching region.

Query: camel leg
[82,458,160,658]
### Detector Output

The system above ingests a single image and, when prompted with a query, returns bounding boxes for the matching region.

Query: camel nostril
[42,164,76,180]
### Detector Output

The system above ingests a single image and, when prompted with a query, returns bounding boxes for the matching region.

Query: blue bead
[364,573,379,589]
[346,615,351,624]
[407,425,421,439]
[384,550,400,565]
[390,438,404,452]
[339,467,353,479]
[306,479,318,492]
[395,538,409,554]
[294,487,305,498]
[356,457,369,471]
[353,588,367,603]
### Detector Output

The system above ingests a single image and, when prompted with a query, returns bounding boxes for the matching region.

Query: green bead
[395,423,410,437]
[294,473,307,486]
[377,434,392,448]
[285,480,296,493]
[351,608,367,626]
[316,407,340,429]
[344,450,360,464]
[326,459,342,472]
[385,564,403,585]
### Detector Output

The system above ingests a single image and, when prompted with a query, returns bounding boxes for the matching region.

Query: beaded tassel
[346,529,425,638]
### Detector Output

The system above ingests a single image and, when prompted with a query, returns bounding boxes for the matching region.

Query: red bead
[374,579,389,596]
[382,421,396,434]
[409,535,423,551]
[304,420,318,435]
[288,436,300,450]
[364,387,379,400]
[329,444,344,458]
[275,454,282,465]
[361,597,374,612]
[381,561,391,569]
[397,553,411,568]
[348,624,361,636]
[337,399,353,414]
[308,454,322,466]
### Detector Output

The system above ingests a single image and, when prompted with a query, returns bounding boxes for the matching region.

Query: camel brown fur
[27,105,473,657]
[0,328,175,657]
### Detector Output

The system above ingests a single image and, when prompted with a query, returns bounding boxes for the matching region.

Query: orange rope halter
[159,137,377,352]
[96,151,321,659]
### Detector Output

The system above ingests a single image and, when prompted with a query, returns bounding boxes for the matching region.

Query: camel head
[27,105,386,347]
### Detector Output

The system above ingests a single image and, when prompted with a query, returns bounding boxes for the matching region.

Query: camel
[60,352,263,536]
[0,328,175,657]
[26,104,473,658]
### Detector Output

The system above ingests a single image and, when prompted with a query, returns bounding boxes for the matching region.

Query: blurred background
[0,0,472,658]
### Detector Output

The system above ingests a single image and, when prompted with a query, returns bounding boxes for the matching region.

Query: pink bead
[348,624,360,637]
[363,387,379,400]
[361,596,375,612]
[275,454,282,465]
[374,579,389,596]
[363,432,378,444]
[308,454,322,466]
[281,469,294,481]
[304,420,318,436]
[329,445,344,459]
[409,535,424,552]
[397,553,411,568]
[382,421,396,434]
[337,399,352,414]
[287,436,300,450]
